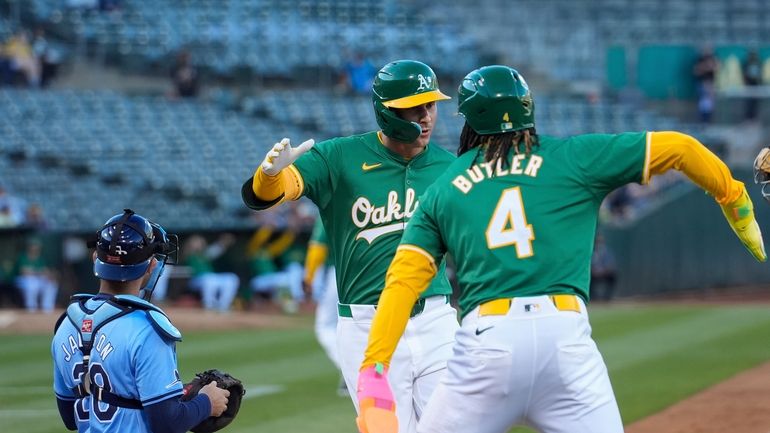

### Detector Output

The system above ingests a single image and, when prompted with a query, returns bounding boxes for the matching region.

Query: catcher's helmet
[91,209,177,291]
[457,65,535,135]
[372,60,450,142]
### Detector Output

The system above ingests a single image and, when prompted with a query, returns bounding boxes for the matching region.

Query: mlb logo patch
[524,303,541,313]
[106,255,122,264]
[81,319,93,333]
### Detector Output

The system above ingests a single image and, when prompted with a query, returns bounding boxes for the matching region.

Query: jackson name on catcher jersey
[289,131,455,305]
[52,295,184,433]
[402,132,647,317]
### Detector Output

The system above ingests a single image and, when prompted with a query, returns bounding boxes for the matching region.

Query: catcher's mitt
[181,369,245,433]
[755,147,770,203]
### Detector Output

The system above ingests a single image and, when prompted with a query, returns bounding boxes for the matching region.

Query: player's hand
[302,280,313,300]
[356,363,398,433]
[200,380,231,417]
[720,188,766,262]
[754,147,770,203]
[261,137,315,176]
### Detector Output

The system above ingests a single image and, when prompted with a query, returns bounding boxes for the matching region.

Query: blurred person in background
[3,29,41,88]
[247,217,307,313]
[0,184,25,227]
[693,46,718,123]
[15,238,58,312]
[0,258,20,308]
[0,35,11,85]
[183,234,239,313]
[170,49,200,99]
[99,0,122,12]
[340,51,376,95]
[742,50,762,121]
[23,203,48,231]
[31,27,61,88]
[0,204,15,228]
[60,236,91,300]
[303,216,347,396]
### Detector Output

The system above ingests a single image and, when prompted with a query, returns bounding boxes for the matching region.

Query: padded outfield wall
[603,169,770,297]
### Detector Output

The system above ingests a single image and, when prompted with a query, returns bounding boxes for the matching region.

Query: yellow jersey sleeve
[250,164,305,204]
[361,246,437,369]
[303,242,328,284]
[648,131,744,204]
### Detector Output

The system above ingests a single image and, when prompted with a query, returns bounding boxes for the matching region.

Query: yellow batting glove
[720,188,767,262]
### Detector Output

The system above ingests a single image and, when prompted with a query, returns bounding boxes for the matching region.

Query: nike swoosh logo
[475,326,494,336]
[362,162,382,171]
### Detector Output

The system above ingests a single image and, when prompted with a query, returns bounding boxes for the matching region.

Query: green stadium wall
[602,169,770,297]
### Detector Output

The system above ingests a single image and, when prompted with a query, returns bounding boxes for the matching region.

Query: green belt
[338,295,450,318]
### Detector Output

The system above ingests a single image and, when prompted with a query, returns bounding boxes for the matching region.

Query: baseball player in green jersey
[241,60,459,433]
[358,65,766,433]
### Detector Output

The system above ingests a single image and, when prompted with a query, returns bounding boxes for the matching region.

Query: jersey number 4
[486,187,534,257]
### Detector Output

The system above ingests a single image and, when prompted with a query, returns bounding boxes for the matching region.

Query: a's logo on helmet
[522,96,533,116]
[417,74,433,91]
[114,245,128,255]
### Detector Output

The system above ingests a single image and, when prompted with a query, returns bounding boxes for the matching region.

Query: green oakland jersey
[294,131,455,305]
[402,132,649,317]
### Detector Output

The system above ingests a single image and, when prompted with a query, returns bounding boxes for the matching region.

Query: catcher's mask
[88,209,178,300]
[754,148,770,203]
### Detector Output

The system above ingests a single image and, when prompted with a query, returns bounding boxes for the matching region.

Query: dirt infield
[626,361,770,433]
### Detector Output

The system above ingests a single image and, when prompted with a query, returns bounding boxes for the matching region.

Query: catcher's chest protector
[55,294,182,404]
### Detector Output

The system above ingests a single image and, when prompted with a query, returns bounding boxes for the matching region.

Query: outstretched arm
[242,138,314,210]
[648,131,766,261]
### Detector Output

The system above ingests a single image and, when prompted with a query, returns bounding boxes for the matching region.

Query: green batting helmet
[457,65,535,135]
[372,60,451,142]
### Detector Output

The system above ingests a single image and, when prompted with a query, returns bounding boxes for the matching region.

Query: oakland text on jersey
[452,154,544,194]
[352,188,418,243]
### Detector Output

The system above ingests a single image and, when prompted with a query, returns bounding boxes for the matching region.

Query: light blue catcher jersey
[52,319,90,433]
[55,296,184,433]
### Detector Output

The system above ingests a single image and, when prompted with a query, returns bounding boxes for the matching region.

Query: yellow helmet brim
[382,89,451,109]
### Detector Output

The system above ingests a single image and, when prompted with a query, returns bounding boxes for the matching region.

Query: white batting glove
[261,138,315,176]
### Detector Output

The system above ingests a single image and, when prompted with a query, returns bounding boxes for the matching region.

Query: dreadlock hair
[457,123,539,168]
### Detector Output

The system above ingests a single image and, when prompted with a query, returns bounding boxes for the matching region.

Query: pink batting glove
[356,363,398,433]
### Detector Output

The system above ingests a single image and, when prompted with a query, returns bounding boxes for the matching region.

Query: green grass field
[3,304,770,433]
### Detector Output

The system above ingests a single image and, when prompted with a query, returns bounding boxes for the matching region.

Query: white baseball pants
[417,295,624,433]
[337,295,458,433]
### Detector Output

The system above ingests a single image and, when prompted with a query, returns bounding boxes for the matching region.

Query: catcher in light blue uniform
[52,209,230,433]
